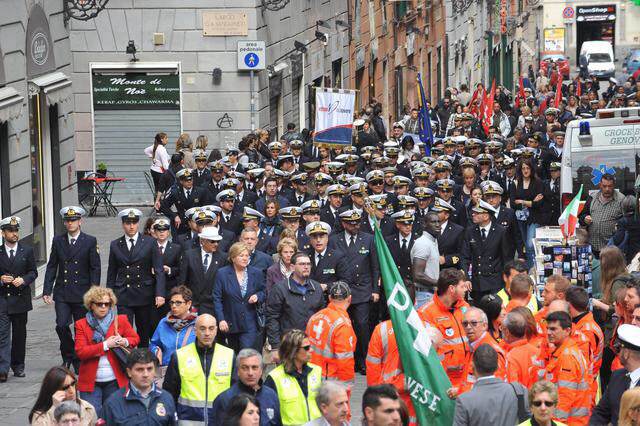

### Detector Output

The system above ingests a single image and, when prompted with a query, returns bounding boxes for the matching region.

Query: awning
[28,71,72,106]
[0,86,24,123]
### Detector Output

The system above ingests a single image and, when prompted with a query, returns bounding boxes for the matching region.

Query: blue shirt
[290,278,308,295]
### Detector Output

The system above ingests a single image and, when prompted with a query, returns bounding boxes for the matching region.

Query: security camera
[315,31,329,45]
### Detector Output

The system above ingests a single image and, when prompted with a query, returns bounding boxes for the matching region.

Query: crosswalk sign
[237,41,266,71]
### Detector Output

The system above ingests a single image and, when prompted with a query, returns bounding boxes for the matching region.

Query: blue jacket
[149,316,197,366]
[213,265,266,334]
[211,381,282,426]
[249,249,274,276]
[102,383,177,425]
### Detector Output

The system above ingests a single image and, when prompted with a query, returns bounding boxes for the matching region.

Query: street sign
[237,41,266,71]
[562,6,575,19]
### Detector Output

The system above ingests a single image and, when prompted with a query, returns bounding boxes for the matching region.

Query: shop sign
[26,4,56,78]
[93,74,180,110]
[576,5,616,22]
[203,11,248,36]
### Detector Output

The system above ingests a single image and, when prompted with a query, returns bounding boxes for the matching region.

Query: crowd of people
[2,67,640,425]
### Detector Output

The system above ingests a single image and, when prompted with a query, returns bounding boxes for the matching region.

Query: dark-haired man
[362,384,402,426]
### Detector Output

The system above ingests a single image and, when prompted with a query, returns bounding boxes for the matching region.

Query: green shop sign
[93,74,180,110]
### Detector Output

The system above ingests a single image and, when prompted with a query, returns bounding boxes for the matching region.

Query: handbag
[111,314,132,370]
[515,206,530,222]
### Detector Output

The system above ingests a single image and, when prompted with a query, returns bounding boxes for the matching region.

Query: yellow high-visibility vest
[268,363,322,425]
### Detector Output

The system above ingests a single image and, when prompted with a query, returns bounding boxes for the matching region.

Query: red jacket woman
[75,314,139,392]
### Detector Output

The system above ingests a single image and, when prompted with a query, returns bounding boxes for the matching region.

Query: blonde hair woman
[519,380,565,426]
[213,242,265,352]
[176,133,194,168]
[266,237,298,294]
[620,388,640,426]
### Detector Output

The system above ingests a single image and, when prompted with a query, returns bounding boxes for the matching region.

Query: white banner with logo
[313,88,356,147]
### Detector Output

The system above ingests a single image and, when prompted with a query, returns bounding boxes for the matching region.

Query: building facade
[347,0,447,126]
[0,0,77,277]
[70,0,348,205]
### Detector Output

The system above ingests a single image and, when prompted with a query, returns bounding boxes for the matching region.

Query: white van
[580,41,615,79]
[561,107,640,206]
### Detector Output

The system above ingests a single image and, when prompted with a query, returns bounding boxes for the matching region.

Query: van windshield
[571,149,638,196]
[588,53,612,63]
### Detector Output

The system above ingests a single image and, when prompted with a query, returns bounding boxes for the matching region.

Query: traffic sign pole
[250,70,255,132]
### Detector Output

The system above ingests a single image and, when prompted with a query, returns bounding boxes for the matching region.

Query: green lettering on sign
[92,74,180,110]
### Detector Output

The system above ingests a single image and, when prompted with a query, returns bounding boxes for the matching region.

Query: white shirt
[144,144,170,173]
[344,232,357,246]
[410,232,439,286]
[68,232,80,245]
[440,221,448,235]
[315,248,327,266]
[494,206,501,218]
[629,367,640,389]
[398,233,411,247]
[479,223,491,238]
[201,249,212,268]
[4,242,17,256]
[184,188,192,198]
[125,233,139,250]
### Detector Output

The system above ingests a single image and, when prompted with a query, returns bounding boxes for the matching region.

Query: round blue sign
[244,53,259,68]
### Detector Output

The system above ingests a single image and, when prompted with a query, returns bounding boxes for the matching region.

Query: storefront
[90,63,182,205]
[576,5,616,58]
[25,4,73,266]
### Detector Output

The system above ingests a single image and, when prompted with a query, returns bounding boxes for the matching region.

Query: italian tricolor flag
[559,184,584,238]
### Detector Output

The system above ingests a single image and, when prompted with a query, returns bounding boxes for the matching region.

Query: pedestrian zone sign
[237,41,266,71]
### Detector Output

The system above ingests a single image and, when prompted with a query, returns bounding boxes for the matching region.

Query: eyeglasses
[169,300,185,306]
[531,400,556,407]
[461,320,484,327]
[61,380,77,391]
[92,302,111,308]
[301,345,311,351]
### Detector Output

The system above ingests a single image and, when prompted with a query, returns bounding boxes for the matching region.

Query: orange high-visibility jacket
[573,312,604,406]
[306,302,357,383]
[543,338,592,426]
[366,320,417,426]
[458,332,507,393]
[534,306,549,336]
[505,338,539,388]
[418,294,470,388]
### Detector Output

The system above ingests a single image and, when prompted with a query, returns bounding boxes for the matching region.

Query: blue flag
[416,73,434,155]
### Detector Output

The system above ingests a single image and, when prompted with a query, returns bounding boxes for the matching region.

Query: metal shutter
[94,109,181,205]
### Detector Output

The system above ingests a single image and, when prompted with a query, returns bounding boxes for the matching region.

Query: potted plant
[96,162,108,175]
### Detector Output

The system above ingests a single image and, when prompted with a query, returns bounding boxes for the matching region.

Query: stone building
[0,0,77,273]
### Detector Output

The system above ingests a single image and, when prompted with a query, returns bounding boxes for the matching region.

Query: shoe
[13,369,24,378]
[0,373,7,383]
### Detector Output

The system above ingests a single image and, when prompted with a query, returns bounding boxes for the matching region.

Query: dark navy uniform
[438,221,465,269]
[107,231,166,347]
[460,221,511,301]
[0,216,38,377]
[192,167,211,188]
[44,228,100,368]
[160,184,206,235]
[155,236,182,320]
[494,206,520,260]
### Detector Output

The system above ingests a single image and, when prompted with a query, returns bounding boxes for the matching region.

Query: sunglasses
[61,380,77,391]
[301,345,311,351]
[92,302,111,308]
[531,400,555,407]
[370,180,384,185]
[462,320,484,327]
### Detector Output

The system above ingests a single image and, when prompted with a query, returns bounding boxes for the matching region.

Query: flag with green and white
[373,224,455,426]
[558,184,584,238]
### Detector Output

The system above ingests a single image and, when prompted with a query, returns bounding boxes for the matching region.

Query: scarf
[166,312,197,332]
[279,260,293,279]
[86,309,115,343]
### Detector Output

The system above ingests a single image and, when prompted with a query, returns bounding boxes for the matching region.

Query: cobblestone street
[0,213,367,424]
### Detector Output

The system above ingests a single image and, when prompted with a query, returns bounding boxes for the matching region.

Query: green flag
[373,224,455,426]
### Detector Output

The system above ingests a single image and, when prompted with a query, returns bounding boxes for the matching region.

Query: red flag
[471,85,484,117]
[539,98,548,112]
[554,78,563,108]
[576,79,582,97]
[634,68,640,80]
[481,80,496,135]
[515,76,525,108]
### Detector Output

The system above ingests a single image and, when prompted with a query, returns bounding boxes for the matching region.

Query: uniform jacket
[0,243,38,314]
[160,186,206,229]
[106,234,166,307]
[101,384,177,425]
[75,314,140,392]
[308,248,353,298]
[176,228,235,254]
[494,206,520,260]
[460,222,511,293]
[157,241,182,293]
[265,277,325,349]
[192,168,211,188]
[590,368,636,425]
[44,232,100,304]
[179,248,227,315]
[249,249,274,277]
[211,381,282,426]
[219,208,243,236]
[328,232,379,304]
[236,189,259,209]
[213,265,265,334]
[438,221,465,269]
[384,232,417,282]
[319,204,341,229]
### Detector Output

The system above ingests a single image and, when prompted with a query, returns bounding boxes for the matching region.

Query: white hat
[60,206,86,220]
[118,208,143,221]
[199,227,223,241]
[305,221,331,236]
[618,324,640,351]
[0,216,21,230]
